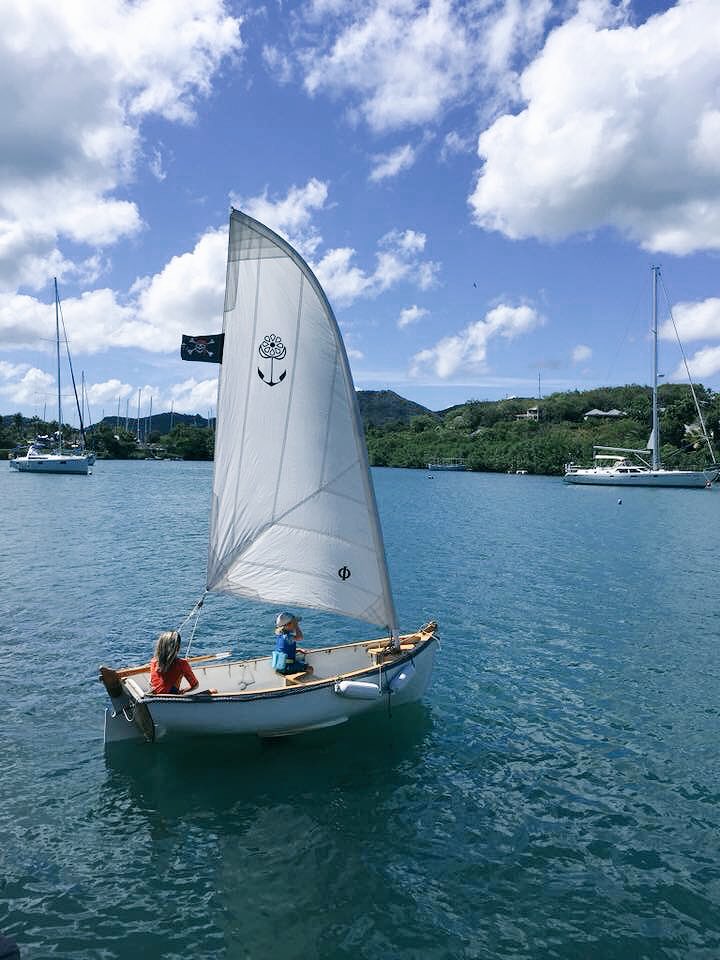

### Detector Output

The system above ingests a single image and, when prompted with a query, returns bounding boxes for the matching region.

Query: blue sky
[2,0,719,423]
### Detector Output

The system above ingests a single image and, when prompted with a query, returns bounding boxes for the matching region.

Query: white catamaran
[9,279,92,476]
[564,266,719,489]
[101,210,439,744]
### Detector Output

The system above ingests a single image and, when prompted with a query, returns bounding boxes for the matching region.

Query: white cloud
[83,377,218,419]
[303,0,473,132]
[87,379,136,407]
[0,367,55,408]
[469,0,720,254]
[314,248,374,305]
[416,260,441,290]
[369,144,417,182]
[659,297,720,343]
[299,0,554,133]
[315,228,438,306]
[168,376,219,414]
[0,225,227,356]
[387,229,426,255]
[346,348,365,361]
[398,305,429,329]
[572,344,592,362]
[0,360,30,380]
[440,130,475,161]
[0,183,438,379]
[0,1,242,290]
[149,147,167,182]
[236,178,330,257]
[262,45,294,84]
[672,345,720,381]
[133,229,228,351]
[410,303,541,378]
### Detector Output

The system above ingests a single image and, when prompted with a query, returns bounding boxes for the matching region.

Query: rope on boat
[659,273,717,465]
[177,593,207,658]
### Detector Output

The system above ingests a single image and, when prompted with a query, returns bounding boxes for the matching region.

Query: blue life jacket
[275,631,297,663]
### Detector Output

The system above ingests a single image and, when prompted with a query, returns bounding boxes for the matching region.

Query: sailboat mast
[651,266,660,471]
[54,278,62,455]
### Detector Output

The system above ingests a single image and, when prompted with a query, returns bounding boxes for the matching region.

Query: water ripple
[2,465,720,958]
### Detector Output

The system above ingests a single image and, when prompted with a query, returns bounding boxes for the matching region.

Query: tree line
[3,383,719,471]
[0,417,214,461]
[365,383,720,475]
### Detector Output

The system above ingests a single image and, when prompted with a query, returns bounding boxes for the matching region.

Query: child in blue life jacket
[272,612,312,675]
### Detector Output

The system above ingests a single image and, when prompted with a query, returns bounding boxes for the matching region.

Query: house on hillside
[515,406,539,422]
[582,408,627,421]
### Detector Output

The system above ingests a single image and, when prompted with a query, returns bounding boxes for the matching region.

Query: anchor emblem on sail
[257,334,287,386]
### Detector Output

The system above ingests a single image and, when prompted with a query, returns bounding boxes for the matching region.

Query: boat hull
[10,455,90,475]
[564,469,717,488]
[103,628,438,744]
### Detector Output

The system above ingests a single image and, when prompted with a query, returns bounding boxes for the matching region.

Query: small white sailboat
[101,209,439,744]
[564,266,719,489]
[9,279,91,476]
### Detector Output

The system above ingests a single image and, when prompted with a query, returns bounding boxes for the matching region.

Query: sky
[2,0,720,424]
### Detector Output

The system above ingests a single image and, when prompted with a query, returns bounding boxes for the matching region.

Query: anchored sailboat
[564,267,719,488]
[9,279,91,476]
[101,209,439,743]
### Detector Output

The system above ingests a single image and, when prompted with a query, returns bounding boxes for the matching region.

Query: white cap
[275,611,301,632]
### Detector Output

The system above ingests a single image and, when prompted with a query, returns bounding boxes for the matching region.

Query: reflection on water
[102,704,435,820]
[99,707,435,960]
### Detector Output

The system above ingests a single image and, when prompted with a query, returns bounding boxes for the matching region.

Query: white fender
[334,680,381,700]
[388,661,416,694]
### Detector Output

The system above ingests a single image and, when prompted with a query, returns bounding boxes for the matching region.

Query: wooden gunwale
[132,630,437,705]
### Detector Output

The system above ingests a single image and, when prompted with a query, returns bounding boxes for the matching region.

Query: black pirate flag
[180,334,224,363]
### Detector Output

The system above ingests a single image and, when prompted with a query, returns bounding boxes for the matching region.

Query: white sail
[207,210,397,631]
[646,427,655,451]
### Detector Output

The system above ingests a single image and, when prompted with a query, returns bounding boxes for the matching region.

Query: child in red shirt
[149,630,199,695]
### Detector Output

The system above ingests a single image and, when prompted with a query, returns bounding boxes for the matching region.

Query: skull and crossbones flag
[180,334,225,363]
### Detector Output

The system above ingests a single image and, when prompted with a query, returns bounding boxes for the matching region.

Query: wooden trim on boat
[110,651,232,679]
[141,631,438,704]
[107,622,439,705]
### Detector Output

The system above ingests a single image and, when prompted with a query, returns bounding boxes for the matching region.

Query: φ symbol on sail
[257,335,287,386]
[338,566,351,581]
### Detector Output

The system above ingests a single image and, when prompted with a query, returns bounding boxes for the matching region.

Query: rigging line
[58,298,86,441]
[177,593,207,657]
[658,273,716,463]
[604,284,645,387]
[184,601,204,659]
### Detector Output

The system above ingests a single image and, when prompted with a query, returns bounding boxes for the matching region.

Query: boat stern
[100,665,153,745]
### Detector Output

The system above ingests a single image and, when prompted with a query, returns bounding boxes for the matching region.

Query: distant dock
[427,458,466,471]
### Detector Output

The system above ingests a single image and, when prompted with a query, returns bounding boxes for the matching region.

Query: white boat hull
[10,454,91,475]
[102,626,438,744]
[564,468,717,488]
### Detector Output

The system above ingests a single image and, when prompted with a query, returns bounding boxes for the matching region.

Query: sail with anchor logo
[208,209,395,624]
[100,209,438,744]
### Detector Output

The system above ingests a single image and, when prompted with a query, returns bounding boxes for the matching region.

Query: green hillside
[365,383,720,475]
[357,390,434,426]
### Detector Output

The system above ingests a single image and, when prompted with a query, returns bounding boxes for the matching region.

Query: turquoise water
[2,461,720,959]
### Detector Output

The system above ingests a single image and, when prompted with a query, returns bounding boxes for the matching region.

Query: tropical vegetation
[363,384,720,475]
[2,384,718,472]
